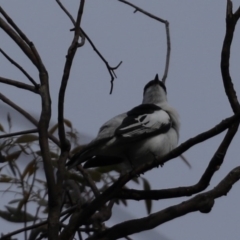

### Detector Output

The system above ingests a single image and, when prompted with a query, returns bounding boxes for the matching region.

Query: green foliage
[0,115,150,232]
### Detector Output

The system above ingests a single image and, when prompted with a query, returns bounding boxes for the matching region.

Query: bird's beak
[154,74,159,82]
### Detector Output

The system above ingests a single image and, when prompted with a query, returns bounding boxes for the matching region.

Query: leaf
[0,123,5,132]
[70,145,85,155]
[131,177,139,184]
[17,192,30,211]
[8,160,16,176]
[89,170,102,182]
[7,113,12,131]
[64,119,72,129]
[22,159,37,179]
[49,123,59,135]
[38,199,48,207]
[142,177,152,214]
[0,174,12,182]
[66,131,77,139]
[0,206,39,222]
[36,150,58,159]
[15,134,38,143]
[0,151,6,163]
[8,198,22,204]
[5,150,22,162]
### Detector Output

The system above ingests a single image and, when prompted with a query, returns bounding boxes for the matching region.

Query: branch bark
[89,167,240,240]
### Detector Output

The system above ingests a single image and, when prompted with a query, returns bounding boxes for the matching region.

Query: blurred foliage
[0,114,152,235]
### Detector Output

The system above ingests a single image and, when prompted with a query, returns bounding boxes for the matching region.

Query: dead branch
[0,129,38,139]
[0,77,38,93]
[119,0,171,83]
[56,0,122,94]
[89,166,240,240]
[0,48,38,87]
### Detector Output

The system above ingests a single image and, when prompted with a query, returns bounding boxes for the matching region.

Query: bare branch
[179,154,191,169]
[0,92,59,145]
[221,0,240,112]
[0,7,32,46]
[119,0,171,83]
[115,122,239,201]
[0,16,38,67]
[56,0,75,25]
[58,0,85,148]
[0,76,38,93]
[56,0,122,94]
[77,166,100,197]
[81,29,122,94]
[57,0,86,207]
[0,48,38,87]
[89,166,240,240]
[0,129,38,139]
[60,112,240,239]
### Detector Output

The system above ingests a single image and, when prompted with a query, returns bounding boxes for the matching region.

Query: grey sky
[1,1,240,239]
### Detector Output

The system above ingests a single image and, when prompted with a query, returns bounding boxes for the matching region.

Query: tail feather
[84,156,124,168]
[66,147,94,169]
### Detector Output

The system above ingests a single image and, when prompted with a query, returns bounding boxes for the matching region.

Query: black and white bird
[67,74,180,172]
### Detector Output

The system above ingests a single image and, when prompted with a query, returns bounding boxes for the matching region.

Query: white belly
[121,128,178,170]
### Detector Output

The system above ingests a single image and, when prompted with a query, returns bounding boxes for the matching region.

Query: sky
[1,0,240,239]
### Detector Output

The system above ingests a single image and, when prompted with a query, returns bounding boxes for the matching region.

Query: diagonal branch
[59,111,240,239]
[0,129,38,139]
[0,16,38,68]
[89,166,240,240]
[0,48,38,87]
[221,0,240,112]
[56,0,122,94]
[0,76,38,93]
[0,92,59,146]
[115,122,239,200]
[119,0,171,84]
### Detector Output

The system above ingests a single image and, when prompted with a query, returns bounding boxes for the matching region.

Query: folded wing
[115,104,172,140]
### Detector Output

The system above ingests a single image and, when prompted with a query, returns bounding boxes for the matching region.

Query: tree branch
[0,15,38,68]
[89,166,240,240]
[115,122,239,200]
[0,129,38,139]
[119,0,171,83]
[56,0,122,94]
[0,48,38,87]
[221,0,240,112]
[0,76,38,93]
[59,111,240,239]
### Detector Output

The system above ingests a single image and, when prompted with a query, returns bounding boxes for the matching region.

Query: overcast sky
[1,1,240,239]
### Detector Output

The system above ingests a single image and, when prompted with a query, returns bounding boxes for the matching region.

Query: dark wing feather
[115,104,171,139]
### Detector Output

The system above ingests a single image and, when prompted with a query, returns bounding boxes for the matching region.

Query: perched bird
[67,74,180,172]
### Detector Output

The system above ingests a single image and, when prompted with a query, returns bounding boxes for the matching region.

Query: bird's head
[142,74,167,105]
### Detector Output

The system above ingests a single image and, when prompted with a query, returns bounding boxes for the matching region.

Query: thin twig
[89,166,240,240]
[56,0,75,25]
[55,0,122,94]
[0,77,38,93]
[0,92,59,146]
[0,48,38,87]
[77,166,100,197]
[0,7,32,46]
[0,129,38,139]
[82,29,122,94]
[0,16,37,68]
[119,0,171,84]
[0,204,78,240]
[221,0,240,112]
[179,154,191,169]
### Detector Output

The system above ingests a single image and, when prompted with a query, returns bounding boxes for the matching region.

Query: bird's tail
[66,145,93,169]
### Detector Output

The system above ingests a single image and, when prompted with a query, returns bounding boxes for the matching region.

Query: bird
[66,74,180,172]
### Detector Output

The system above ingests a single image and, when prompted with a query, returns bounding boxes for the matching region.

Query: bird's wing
[66,113,126,169]
[115,104,171,140]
